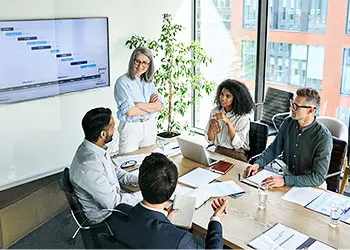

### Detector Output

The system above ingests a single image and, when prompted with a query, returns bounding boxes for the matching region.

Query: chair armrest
[272,112,290,132]
[326,171,342,179]
[248,153,262,164]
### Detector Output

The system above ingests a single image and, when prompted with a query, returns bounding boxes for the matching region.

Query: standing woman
[114,47,163,154]
[205,79,254,162]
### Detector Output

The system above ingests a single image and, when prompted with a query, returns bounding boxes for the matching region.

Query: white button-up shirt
[70,139,140,223]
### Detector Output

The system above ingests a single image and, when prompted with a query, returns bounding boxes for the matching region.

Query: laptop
[177,137,220,166]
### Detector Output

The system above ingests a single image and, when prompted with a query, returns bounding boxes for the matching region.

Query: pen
[171,146,180,150]
[224,207,227,214]
[341,206,350,215]
[238,173,241,181]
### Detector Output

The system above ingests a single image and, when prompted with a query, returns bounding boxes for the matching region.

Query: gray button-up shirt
[255,116,332,187]
[70,139,140,223]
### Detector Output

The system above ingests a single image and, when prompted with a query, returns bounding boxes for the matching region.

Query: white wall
[0,0,192,190]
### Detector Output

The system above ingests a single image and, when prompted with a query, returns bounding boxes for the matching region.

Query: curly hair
[214,79,254,115]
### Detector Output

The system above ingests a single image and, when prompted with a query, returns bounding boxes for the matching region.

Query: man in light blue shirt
[114,47,163,154]
[70,107,141,224]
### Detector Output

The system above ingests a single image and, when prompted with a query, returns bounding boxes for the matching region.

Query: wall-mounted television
[0,17,109,104]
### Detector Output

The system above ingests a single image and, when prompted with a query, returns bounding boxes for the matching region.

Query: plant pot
[157,132,180,139]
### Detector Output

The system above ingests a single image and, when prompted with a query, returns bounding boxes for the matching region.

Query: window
[194,0,257,130]
[347,0,350,34]
[341,48,350,95]
[244,0,328,33]
[337,107,350,126]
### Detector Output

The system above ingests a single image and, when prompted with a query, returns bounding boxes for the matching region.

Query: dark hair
[127,47,154,82]
[214,79,254,115]
[139,153,178,204]
[82,107,112,143]
[296,88,321,109]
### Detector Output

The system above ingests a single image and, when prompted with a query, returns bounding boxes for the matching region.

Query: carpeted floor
[10,208,84,249]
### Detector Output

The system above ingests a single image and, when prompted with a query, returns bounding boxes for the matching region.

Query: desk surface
[125,144,350,249]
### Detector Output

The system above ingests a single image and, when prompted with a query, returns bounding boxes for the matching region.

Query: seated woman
[205,79,254,162]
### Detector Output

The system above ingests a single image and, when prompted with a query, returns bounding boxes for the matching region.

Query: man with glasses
[70,107,141,224]
[244,88,332,188]
[114,47,163,154]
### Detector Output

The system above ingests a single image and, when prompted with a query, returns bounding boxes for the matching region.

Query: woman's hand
[214,112,230,125]
[149,93,159,103]
[209,118,221,134]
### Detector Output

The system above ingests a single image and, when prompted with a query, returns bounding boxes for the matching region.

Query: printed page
[178,168,220,188]
[281,187,324,206]
[171,195,196,229]
[243,169,281,187]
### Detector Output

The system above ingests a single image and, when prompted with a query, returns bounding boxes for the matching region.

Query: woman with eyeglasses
[205,79,254,162]
[114,47,163,154]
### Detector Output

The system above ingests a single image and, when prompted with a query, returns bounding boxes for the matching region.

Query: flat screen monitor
[0,17,110,104]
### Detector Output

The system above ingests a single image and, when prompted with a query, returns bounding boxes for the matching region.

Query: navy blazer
[106,203,223,249]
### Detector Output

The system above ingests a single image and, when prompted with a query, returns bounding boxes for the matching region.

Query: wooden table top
[121,143,350,249]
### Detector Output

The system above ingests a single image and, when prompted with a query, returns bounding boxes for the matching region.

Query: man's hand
[214,112,230,125]
[149,93,159,103]
[209,118,222,134]
[243,163,259,178]
[261,176,285,188]
[211,198,228,219]
[166,205,179,220]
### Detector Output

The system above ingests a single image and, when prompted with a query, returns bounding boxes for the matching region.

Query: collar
[296,116,317,133]
[83,139,108,157]
[140,201,168,217]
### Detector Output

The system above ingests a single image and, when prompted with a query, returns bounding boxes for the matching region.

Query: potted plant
[125,13,215,138]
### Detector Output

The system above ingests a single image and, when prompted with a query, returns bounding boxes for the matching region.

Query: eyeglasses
[134,58,150,67]
[120,160,137,168]
[289,99,315,110]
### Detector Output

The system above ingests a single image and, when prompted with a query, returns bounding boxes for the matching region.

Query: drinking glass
[258,184,268,209]
[329,205,341,228]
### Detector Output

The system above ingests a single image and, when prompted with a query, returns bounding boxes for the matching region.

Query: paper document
[178,168,220,188]
[171,195,196,229]
[249,223,309,250]
[242,169,281,188]
[113,154,147,168]
[170,184,210,209]
[306,192,350,224]
[307,241,335,250]
[198,180,245,197]
[281,187,324,206]
[170,185,194,201]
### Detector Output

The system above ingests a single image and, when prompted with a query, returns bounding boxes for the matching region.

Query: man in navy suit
[107,152,228,249]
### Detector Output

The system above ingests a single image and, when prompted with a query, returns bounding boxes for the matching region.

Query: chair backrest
[317,116,348,141]
[326,136,347,192]
[59,168,90,227]
[248,121,269,159]
[261,87,294,128]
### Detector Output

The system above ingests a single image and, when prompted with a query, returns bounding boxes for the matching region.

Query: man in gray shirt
[70,107,140,224]
[244,88,332,188]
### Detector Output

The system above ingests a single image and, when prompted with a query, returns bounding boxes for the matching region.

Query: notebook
[241,169,281,189]
[178,168,221,188]
[171,195,196,229]
[210,160,234,174]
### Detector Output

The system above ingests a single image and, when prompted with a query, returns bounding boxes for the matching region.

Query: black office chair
[248,121,269,163]
[325,137,348,192]
[256,87,294,136]
[59,168,115,248]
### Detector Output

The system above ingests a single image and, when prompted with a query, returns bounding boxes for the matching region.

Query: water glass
[329,205,341,228]
[258,185,268,209]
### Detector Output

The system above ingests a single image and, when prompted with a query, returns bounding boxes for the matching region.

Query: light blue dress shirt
[114,73,163,122]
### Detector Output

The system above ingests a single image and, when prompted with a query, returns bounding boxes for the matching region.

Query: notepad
[210,160,234,174]
[248,223,336,250]
[171,195,196,229]
[178,168,220,188]
[241,169,281,188]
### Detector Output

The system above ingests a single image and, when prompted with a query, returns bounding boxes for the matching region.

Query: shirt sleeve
[255,118,288,167]
[231,115,250,149]
[75,160,139,209]
[150,81,165,107]
[114,77,135,115]
[114,165,139,186]
[284,131,333,187]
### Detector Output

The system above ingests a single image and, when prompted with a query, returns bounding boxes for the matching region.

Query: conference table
[121,143,350,249]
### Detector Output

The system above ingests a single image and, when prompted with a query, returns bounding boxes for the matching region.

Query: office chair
[339,117,350,194]
[256,87,294,136]
[317,117,348,192]
[59,168,116,248]
[248,121,269,163]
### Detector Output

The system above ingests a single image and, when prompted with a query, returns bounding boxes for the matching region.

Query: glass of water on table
[258,184,268,209]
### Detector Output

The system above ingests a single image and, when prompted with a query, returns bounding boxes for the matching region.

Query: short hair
[82,107,112,143]
[296,88,321,109]
[214,79,254,115]
[127,47,154,82]
[139,153,178,204]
